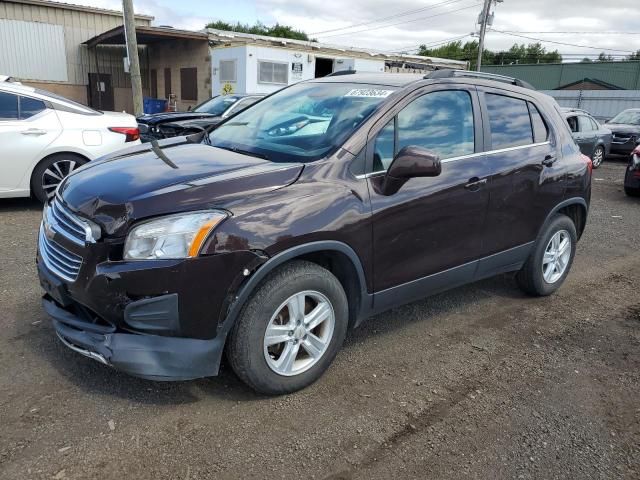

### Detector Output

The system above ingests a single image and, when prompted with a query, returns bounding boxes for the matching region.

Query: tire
[227,260,348,395]
[516,214,577,296]
[591,145,605,169]
[31,153,87,203]
[625,187,640,197]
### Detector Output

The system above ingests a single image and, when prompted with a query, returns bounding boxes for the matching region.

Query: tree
[418,41,561,68]
[597,52,614,62]
[206,20,315,42]
[627,50,640,61]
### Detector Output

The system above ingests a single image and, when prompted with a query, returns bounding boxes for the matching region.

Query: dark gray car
[563,108,612,168]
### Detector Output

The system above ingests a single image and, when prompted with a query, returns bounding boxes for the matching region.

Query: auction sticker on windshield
[344,89,394,98]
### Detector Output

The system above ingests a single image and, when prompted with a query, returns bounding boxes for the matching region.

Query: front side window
[259,61,288,85]
[210,82,396,163]
[0,91,18,120]
[566,116,578,133]
[373,118,395,171]
[20,96,46,119]
[589,117,600,130]
[485,93,533,149]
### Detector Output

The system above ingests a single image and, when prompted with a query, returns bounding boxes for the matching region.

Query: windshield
[610,110,640,125]
[209,82,397,163]
[194,96,239,116]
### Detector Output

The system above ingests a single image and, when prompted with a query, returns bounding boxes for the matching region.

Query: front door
[367,87,489,301]
[0,91,61,194]
[87,73,114,111]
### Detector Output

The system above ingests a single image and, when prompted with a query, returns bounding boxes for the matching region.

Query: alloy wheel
[263,290,335,376]
[592,147,604,168]
[42,160,80,200]
[542,230,572,284]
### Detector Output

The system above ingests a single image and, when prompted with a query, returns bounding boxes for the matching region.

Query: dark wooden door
[87,73,114,111]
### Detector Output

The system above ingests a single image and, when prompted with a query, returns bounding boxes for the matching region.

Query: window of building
[0,92,18,120]
[219,60,237,83]
[528,102,549,143]
[485,93,533,149]
[180,68,198,101]
[396,90,474,160]
[19,96,46,119]
[258,61,288,85]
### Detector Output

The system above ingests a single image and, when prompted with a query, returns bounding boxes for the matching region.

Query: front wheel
[517,214,577,296]
[227,260,348,395]
[625,186,640,197]
[591,145,605,169]
[31,153,87,203]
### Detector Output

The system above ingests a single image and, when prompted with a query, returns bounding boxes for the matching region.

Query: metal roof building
[480,61,640,90]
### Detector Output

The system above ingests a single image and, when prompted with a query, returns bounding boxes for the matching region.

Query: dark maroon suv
[37,70,592,394]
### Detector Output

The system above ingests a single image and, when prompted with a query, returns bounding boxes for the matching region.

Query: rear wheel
[517,214,577,296]
[31,153,87,203]
[227,260,348,395]
[591,145,605,169]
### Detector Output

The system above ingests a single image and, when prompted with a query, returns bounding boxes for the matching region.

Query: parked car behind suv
[0,78,140,202]
[562,108,611,168]
[606,108,640,156]
[624,142,640,196]
[137,94,263,142]
[37,70,592,394]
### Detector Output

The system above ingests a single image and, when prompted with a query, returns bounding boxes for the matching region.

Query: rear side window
[528,102,549,143]
[0,91,18,120]
[20,96,46,119]
[578,115,594,132]
[485,93,533,149]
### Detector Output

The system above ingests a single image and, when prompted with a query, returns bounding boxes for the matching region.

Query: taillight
[581,153,593,175]
[109,127,140,142]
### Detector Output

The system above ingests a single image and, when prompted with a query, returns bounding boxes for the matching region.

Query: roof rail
[424,69,535,90]
[325,70,356,77]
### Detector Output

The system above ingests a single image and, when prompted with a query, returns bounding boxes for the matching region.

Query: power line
[490,29,637,53]
[391,34,472,53]
[310,0,467,36]
[494,30,640,35]
[316,3,482,39]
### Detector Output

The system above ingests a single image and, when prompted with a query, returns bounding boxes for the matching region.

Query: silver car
[562,108,612,169]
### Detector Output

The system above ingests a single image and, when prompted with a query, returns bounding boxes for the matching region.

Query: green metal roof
[480,61,640,90]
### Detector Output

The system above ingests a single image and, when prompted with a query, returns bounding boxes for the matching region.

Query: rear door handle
[21,128,47,136]
[464,177,487,190]
[542,154,556,167]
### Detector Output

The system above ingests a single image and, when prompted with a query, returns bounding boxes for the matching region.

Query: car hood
[58,140,303,237]
[137,112,215,126]
[606,123,640,134]
[164,117,223,128]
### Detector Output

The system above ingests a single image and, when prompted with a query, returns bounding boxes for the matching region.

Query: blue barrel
[143,97,168,114]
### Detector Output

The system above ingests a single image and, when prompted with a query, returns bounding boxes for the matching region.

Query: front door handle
[542,154,556,167]
[21,128,47,136]
[464,177,487,190]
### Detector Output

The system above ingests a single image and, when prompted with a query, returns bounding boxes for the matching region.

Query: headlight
[124,211,228,260]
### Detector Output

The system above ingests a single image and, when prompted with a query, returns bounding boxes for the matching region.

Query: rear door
[478,89,564,257]
[0,92,62,193]
[368,86,489,294]
[577,115,597,156]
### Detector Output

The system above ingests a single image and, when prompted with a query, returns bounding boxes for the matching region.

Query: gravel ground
[0,159,638,480]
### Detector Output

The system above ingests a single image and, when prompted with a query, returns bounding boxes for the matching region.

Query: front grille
[49,199,88,245]
[39,226,83,282]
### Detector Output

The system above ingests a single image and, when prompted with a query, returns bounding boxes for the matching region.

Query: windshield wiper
[215,145,269,160]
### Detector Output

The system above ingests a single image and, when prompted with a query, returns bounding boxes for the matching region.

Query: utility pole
[476,0,492,71]
[123,0,143,116]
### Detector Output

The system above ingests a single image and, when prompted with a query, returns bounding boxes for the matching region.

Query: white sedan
[0,78,140,202]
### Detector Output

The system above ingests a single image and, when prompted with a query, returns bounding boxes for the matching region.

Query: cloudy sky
[71,0,640,60]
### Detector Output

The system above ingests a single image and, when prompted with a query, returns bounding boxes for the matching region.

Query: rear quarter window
[528,102,549,143]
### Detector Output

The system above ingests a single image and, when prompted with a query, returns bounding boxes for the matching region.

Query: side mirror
[137,123,149,135]
[376,145,441,195]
